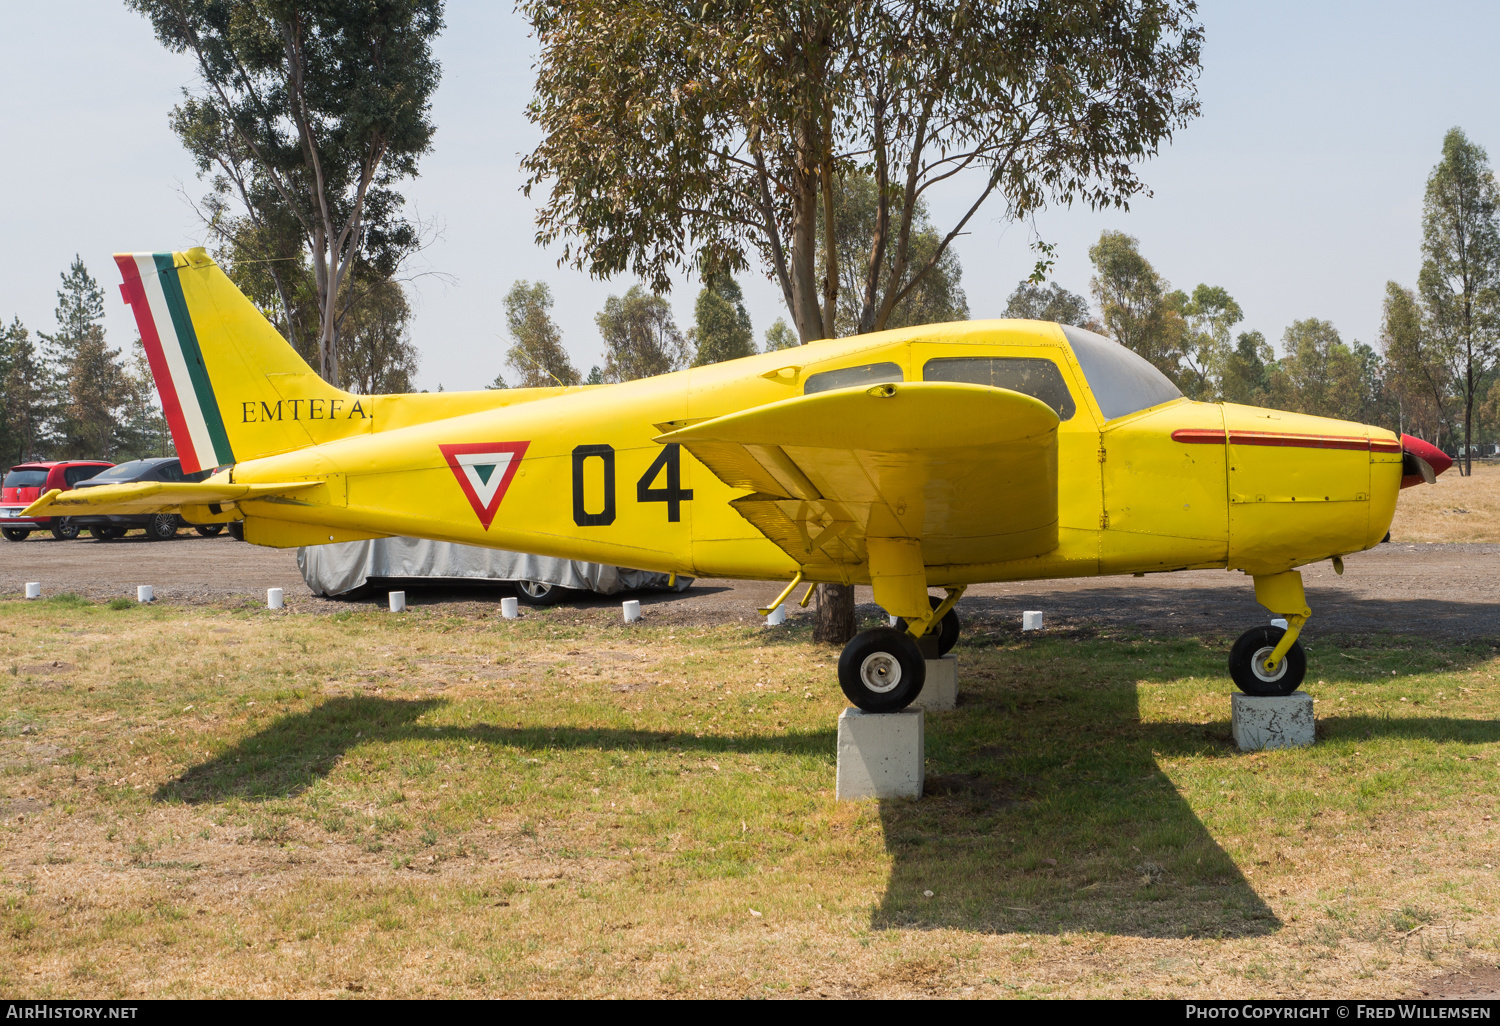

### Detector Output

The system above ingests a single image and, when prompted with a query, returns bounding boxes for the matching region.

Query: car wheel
[194,524,224,538]
[1,528,29,542]
[147,514,180,541]
[89,526,122,542]
[50,519,79,541]
[513,580,573,606]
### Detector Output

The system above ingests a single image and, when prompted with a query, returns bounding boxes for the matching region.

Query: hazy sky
[2,2,1498,391]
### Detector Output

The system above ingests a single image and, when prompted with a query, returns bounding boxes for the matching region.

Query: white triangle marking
[455,451,515,509]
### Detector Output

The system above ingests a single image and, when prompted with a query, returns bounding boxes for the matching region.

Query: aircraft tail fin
[115,249,366,473]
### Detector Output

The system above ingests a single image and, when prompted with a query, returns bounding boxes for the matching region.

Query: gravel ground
[2,532,1497,641]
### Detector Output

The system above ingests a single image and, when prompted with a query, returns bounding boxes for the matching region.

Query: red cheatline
[1170,428,1394,452]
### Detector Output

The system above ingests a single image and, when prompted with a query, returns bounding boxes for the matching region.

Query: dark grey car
[71,457,217,541]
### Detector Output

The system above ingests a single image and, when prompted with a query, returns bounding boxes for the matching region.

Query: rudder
[115,248,366,472]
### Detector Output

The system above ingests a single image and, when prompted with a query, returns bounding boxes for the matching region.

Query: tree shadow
[155,696,832,804]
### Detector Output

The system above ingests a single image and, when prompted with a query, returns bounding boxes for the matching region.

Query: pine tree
[39,258,129,460]
[0,318,51,464]
[690,274,756,366]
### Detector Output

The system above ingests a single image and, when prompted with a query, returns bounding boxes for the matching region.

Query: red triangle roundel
[439,441,530,530]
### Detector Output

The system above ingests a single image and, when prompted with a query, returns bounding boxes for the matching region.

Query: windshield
[1062,325,1182,420]
[82,461,163,484]
[2,469,47,490]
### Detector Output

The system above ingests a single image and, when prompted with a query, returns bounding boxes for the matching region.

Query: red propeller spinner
[1400,434,1454,489]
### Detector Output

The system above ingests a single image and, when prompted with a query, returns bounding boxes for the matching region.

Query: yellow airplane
[26,249,1452,712]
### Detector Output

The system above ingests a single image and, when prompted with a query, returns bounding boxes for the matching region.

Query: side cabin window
[922,356,1076,421]
[803,361,903,396]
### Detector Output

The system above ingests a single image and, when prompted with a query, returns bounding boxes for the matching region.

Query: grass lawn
[1392,460,1500,543]
[0,594,1496,998]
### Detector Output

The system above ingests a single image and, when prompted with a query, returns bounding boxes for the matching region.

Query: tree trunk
[813,583,856,646]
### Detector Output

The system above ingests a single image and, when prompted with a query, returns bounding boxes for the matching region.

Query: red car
[1,461,113,541]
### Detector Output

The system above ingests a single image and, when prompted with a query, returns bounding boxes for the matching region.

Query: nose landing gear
[1230,570,1312,696]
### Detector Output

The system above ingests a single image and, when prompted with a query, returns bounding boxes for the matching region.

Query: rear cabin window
[85,462,151,484]
[64,466,104,488]
[922,357,1076,420]
[2,470,47,489]
[1061,325,1182,420]
[803,362,903,396]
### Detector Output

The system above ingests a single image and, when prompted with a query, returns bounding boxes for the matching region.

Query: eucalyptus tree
[503,281,580,387]
[596,288,691,382]
[1088,230,1186,382]
[1002,281,1092,327]
[524,1,1201,345]
[1417,128,1500,475]
[128,0,445,384]
[522,0,1202,643]
[691,274,756,366]
[1381,281,1452,446]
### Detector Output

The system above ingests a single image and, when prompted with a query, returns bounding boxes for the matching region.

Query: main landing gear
[837,588,964,712]
[1228,570,1312,697]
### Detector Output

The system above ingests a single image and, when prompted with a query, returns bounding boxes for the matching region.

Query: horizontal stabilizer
[22,481,321,518]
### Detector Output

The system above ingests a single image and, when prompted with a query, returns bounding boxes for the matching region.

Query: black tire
[89,526,124,542]
[146,513,180,541]
[194,524,224,538]
[513,580,573,606]
[1228,625,1307,697]
[227,522,244,542]
[837,627,927,713]
[895,595,961,656]
[1,528,29,542]
[49,519,79,541]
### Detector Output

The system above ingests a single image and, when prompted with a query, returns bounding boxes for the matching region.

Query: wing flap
[22,481,321,517]
[663,382,1061,569]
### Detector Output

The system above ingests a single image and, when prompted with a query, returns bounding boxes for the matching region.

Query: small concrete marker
[622,599,642,623]
[267,588,284,610]
[1022,610,1043,631]
[500,596,519,619]
[887,614,898,627]
[836,706,925,800]
[1232,691,1315,751]
[388,591,406,613]
[1271,617,1288,630]
[136,585,154,603]
[24,583,40,600]
[765,602,788,626]
[912,654,957,711]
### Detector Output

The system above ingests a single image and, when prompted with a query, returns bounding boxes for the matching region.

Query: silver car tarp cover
[297,536,684,598]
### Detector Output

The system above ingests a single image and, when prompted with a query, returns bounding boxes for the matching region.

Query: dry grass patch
[0,595,1496,997]
[1392,461,1500,542]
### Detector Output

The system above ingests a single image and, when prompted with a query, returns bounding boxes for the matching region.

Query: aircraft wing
[22,481,321,518]
[657,381,1060,571]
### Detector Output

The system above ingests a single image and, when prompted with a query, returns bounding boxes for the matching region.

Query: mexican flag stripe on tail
[114,252,235,473]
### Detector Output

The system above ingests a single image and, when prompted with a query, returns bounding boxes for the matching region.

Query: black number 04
[571,442,694,527]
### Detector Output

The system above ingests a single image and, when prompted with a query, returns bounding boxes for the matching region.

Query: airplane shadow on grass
[155,645,1500,941]
[153,698,831,806]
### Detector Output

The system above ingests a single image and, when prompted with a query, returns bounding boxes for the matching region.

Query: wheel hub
[1252,645,1288,683]
[857,651,903,693]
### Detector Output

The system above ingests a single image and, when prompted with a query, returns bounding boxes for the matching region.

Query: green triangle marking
[473,464,496,484]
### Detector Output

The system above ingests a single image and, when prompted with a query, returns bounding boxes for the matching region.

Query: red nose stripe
[1170,428,1393,451]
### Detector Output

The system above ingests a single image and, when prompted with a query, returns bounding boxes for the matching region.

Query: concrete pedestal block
[836,707,924,800]
[913,655,956,711]
[1231,691,1315,751]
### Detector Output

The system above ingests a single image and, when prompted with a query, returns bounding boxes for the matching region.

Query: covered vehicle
[1,461,113,540]
[71,457,218,541]
[298,536,690,604]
